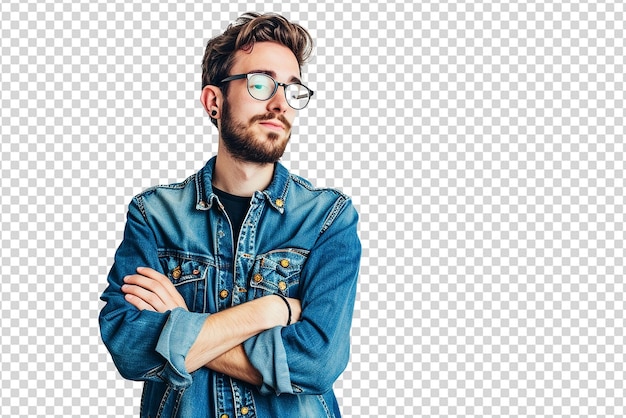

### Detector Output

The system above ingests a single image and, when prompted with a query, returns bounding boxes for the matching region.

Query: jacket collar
[195,156,289,214]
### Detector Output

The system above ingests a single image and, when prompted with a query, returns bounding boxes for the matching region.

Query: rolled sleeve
[100,198,209,389]
[245,198,361,395]
[155,308,210,388]
[243,326,293,396]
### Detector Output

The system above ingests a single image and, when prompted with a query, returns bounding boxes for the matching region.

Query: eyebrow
[249,69,302,84]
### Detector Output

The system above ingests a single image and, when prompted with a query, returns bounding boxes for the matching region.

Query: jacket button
[220,415,229,418]
[278,281,287,292]
[241,407,249,415]
[253,274,263,283]
[192,269,200,275]
[172,266,182,279]
[219,289,229,299]
[275,198,284,207]
[280,259,289,268]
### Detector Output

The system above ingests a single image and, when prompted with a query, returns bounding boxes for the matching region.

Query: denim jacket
[99,157,361,418]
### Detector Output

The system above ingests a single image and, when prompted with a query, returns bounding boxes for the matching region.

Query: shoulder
[130,172,199,216]
[288,172,351,206]
[287,172,350,201]
[285,172,358,232]
[135,173,197,198]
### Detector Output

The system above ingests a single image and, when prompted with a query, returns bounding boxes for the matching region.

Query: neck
[213,144,275,197]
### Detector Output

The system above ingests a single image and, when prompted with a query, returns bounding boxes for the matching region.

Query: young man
[99,12,361,418]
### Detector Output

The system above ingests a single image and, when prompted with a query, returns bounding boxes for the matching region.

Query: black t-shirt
[213,186,251,241]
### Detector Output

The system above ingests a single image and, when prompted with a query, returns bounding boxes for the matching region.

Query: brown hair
[201,12,313,92]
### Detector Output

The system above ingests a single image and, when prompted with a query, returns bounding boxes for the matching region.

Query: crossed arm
[122,266,301,384]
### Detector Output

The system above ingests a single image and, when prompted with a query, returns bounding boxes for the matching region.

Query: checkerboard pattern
[1,1,624,416]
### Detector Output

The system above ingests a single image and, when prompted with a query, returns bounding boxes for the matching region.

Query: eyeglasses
[220,73,314,110]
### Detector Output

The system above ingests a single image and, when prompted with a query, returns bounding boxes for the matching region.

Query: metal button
[220,414,229,418]
[280,259,290,268]
[278,281,287,292]
[219,289,229,299]
[198,200,208,208]
[241,407,249,415]
[172,266,182,279]
[253,274,263,283]
[275,198,284,207]
[192,269,200,275]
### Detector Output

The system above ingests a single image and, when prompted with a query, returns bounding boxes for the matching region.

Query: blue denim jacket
[99,157,361,418]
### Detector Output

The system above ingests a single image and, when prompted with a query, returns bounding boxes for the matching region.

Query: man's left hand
[121,267,188,312]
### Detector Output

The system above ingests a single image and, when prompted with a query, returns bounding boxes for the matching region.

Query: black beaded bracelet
[275,293,292,326]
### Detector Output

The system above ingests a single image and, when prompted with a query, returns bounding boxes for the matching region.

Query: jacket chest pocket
[158,251,213,313]
[249,249,309,299]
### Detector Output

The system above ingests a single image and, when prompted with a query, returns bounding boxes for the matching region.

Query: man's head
[200,13,314,164]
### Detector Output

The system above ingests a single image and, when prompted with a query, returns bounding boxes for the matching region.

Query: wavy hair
[201,12,313,92]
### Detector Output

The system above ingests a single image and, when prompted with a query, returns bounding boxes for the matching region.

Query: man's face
[219,42,302,164]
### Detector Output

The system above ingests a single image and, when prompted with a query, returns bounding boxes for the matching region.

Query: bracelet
[275,293,292,326]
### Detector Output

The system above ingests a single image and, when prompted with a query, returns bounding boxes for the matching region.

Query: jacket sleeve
[243,197,362,395]
[99,198,209,389]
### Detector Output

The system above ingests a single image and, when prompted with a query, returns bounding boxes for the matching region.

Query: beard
[220,101,292,164]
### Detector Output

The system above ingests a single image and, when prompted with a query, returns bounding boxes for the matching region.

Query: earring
[211,110,218,117]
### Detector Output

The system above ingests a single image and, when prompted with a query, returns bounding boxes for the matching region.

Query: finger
[123,274,188,311]
[137,267,169,282]
[124,274,170,297]
[124,293,157,312]
[134,268,188,309]
[133,269,179,298]
[122,284,167,312]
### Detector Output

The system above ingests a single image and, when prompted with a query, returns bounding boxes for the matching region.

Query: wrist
[274,294,291,326]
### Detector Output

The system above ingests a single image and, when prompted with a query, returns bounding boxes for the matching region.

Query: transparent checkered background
[1,0,625,417]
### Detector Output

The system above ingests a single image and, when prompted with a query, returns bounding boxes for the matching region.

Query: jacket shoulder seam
[320,195,350,235]
[133,174,197,221]
[290,174,349,199]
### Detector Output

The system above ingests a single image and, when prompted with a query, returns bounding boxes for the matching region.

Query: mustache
[250,113,292,130]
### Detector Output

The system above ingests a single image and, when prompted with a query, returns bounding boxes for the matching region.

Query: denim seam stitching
[155,385,171,418]
[157,249,218,267]
[320,196,349,235]
[317,394,333,417]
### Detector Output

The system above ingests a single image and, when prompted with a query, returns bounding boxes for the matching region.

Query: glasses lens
[285,84,311,109]
[247,74,275,100]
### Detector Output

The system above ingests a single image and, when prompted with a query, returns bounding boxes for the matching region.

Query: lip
[258,121,285,130]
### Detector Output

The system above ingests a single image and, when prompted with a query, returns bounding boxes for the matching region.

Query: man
[99,12,361,418]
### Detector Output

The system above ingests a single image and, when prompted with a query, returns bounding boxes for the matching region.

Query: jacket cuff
[243,326,293,396]
[155,308,210,389]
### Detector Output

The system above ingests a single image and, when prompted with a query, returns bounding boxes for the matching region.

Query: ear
[200,85,223,118]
